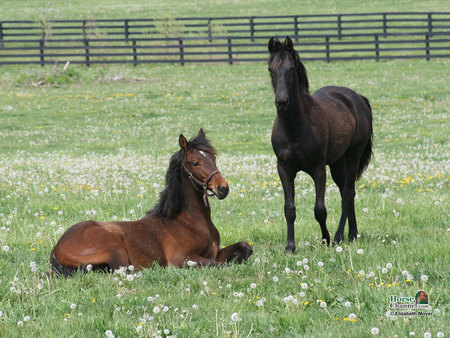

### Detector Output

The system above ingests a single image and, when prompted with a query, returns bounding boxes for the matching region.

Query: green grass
[1,0,447,20]
[0,58,448,337]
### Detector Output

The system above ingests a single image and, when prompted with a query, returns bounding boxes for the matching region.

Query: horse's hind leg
[312,166,330,245]
[332,155,359,243]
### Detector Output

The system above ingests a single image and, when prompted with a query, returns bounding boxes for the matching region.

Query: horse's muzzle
[216,184,229,200]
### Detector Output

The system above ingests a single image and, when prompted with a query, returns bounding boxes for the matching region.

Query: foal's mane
[148,133,217,219]
[269,40,309,94]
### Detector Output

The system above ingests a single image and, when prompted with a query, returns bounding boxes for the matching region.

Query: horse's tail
[356,95,373,181]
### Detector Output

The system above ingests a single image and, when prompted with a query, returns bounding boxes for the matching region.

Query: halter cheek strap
[182,161,221,207]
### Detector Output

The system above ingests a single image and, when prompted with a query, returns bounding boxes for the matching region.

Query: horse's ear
[179,134,189,152]
[198,128,206,138]
[268,37,280,52]
[285,36,294,51]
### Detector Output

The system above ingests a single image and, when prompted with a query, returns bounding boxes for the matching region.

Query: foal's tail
[356,96,373,181]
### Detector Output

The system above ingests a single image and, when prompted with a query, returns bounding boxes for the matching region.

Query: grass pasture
[0,58,448,337]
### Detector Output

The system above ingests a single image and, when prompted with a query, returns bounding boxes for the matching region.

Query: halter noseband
[182,161,221,207]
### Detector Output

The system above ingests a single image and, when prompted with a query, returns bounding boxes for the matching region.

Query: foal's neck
[181,172,212,220]
[278,78,310,124]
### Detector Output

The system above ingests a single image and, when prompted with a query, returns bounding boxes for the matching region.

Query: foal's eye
[193,162,199,167]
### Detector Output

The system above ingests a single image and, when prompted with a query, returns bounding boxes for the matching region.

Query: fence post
[132,39,137,66]
[375,35,380,61]
[427,13,433,37]
[228,38,233,65]
[84,39,90,67]
[179,39,184,66]
[337,14,342,40]
[382,13,387,38]
[39,40,45,67]
[0,22,3,47]
[250,17,254,42]
[425,34,430,61]
[82,20,87,39]
[325,37,330,62]
[294,16,299,42]
[208,18,212,43]
[124,19,129,42]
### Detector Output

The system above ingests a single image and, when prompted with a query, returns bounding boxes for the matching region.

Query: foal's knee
[284,204,296,223]
[314,204,327,224]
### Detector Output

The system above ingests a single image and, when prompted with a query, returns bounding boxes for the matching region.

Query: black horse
[268,37,373,253]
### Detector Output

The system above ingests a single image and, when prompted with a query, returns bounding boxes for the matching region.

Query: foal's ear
[179,134,189,152]
[285,36,294,51]
[198,128,206,138]
[268,37,280,52]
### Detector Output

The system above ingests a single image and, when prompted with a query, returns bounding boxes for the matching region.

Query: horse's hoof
[285,243,296,254]
[349,233,359,242]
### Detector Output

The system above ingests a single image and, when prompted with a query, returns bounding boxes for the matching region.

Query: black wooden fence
[0,12,449,66]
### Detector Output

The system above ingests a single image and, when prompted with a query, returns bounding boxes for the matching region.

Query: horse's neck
[181,174,212,222]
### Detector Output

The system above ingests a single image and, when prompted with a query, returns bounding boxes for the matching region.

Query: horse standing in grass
[268,37,373,253]
[50,129,253,275]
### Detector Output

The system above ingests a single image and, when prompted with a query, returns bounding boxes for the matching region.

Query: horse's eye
[193,162,199,167]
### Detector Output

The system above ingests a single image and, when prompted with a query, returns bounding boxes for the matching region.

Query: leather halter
[182,161,221,207]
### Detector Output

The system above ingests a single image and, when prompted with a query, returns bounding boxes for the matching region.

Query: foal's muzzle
[275,98,289,111]
[216,184,229,200]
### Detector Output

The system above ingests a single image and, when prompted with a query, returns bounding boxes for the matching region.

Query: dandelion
[231,312,241,322]
[409,332,415,336]
[317,261,324,267]
[371,327,379,335]
[301,283,308,289]
[23,316,30,322]
[320,301,327,308]
[163,306,169,312]
[285,267,291,273]
[256,300,263,307]
[86,264,93,271]
[344,301,351,307]
[192,304,198,310]
[386,262,392,268]
[423,332,431,338]
[70,303,77,309]
[250,283,257,289]
[420,275,428,281]
[164,329,170,335]
[187,260,197,267]
[407,274,414,280]
[381,268,388,274]
[136,325,143,332]
[153,306,160,314]
[273,276,279,282]
[105,330,114,338]
[126,275,134,281]
[3,245,10,252]
[434,308,440,315]
[436,332,444,338]
[348,313,356,320]
[17,321,24,326]
[357,248,364,255]
[336,246,343,253]
[296,261,303,266]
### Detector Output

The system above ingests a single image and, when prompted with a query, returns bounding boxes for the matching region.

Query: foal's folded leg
[216,242,253,264]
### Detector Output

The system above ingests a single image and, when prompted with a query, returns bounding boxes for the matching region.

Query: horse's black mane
[147,133,216,218]
[269,41,309,94]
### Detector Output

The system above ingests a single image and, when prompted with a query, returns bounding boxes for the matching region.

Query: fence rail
[1,12,449,65]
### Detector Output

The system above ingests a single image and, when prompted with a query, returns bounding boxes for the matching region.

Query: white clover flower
[371,327,379,335]
[336,246,343,253]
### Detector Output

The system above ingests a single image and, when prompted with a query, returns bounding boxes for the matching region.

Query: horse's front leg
[215,242,253,264]
[313,166,330,245]
[277,162,297,253]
